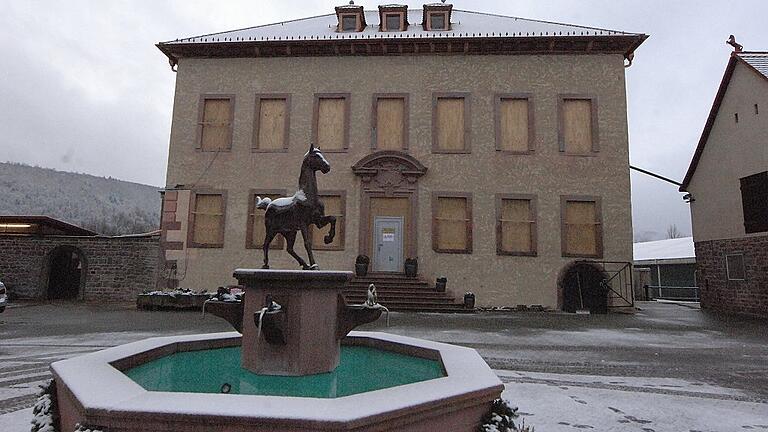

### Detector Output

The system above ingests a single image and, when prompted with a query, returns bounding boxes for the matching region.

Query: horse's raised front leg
[300,226,317,270]
[284,231,309,269]
[262,229,277,269]
[314,215,337,245]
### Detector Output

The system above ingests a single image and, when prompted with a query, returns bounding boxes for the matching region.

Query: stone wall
[695,235,768,317]
[0,234,160,302]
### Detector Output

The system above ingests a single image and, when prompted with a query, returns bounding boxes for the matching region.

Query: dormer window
[335,2,366,32]
[423,3,452,31]
[379,5,408,32]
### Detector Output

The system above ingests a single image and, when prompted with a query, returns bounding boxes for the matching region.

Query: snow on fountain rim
[50,331,503,423]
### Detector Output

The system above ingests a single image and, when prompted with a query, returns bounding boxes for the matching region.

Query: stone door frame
[352,151,427,263]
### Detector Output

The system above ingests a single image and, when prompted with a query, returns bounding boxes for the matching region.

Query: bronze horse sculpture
[256,143,336,270]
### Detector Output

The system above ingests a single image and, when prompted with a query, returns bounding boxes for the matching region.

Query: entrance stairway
[343,273,470,313]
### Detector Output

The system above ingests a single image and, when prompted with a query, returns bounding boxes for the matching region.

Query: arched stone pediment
[352,151,427,195]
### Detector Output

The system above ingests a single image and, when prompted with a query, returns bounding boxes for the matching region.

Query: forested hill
[0,162,161,235]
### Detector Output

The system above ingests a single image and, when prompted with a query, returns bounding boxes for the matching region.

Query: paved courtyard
[1,301,767,431]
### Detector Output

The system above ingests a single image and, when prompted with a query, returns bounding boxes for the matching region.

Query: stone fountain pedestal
[236,269,376,376]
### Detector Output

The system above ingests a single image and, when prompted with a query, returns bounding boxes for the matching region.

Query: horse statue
[255,143,336,270]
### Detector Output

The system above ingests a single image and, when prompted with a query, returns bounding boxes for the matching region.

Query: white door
[373,217,404,273]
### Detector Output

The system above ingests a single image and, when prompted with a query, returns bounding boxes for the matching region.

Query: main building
[156,3,647,310]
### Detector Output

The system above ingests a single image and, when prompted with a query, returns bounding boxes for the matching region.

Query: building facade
[680,47,768,316]
[157,4,647,310]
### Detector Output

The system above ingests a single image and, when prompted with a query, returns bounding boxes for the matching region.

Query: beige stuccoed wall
[687,62,768,242]
[165,53,633,308]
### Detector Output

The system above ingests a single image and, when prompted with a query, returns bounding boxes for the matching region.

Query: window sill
[432,149,471,155]
[188,243,224,249]
[433,248,473,254]
[498,251,538,257]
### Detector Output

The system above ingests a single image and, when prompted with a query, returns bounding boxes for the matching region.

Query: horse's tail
[255,196,272,210]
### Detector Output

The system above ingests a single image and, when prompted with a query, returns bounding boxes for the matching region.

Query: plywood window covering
[246,190,286,249]
[253,95,290,152]
[372,95,408,150]
[497,195,537,256]
[740,171,768,234]
[311,192,345,251]
[433,93,470,153]
[313,94,350,152]
[562,197,602,258]
[385,13,403,31]
[496,94,534,153]
[726,254,746,280]
[428,12,448,30]
[433,194,472,254]
[189,192,225,248]
[198,96,234,152]
[559,96,599,154]
[341,14,358,32]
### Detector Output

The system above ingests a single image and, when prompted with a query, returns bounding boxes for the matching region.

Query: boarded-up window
[315,96,348,151]
[497,97,531,153]
[312,193,345,250]
[190,193,225,247]
[726,254,746,280]
[247,192,285,249]
[434,96,468,152]
[561,98,595,154]
[563,199,602,257]
[199,97,232,151]
[254,97,289,151]
[498,197,536,255]
[375,97,406,150]
[740,171,768,234]
[433,195,472,253]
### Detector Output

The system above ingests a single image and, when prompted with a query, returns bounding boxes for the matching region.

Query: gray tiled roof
[162,9,640,45]
[738,52,768,79]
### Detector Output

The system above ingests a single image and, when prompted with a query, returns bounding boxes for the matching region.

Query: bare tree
[666,224,683,239]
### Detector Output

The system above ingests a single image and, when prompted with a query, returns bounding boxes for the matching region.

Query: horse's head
[304,142,330,174]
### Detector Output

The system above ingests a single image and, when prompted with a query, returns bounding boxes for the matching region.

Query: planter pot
[404,260,418,278]
[435,277,447,293]
[355,263,369,277]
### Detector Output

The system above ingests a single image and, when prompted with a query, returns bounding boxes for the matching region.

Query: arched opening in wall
[47,246,86,300]
[559,261,609,314]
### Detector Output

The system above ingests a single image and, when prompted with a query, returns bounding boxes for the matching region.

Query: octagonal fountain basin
[52,331,503,432]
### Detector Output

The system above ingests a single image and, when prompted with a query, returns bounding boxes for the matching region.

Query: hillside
[0,162,161,235]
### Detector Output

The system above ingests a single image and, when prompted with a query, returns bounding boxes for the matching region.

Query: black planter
[435,277,447,292]
[355,263,369,277]
[404,259,418,277]
[463,292,476,309]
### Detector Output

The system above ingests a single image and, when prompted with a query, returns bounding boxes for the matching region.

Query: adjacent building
[633,237,697,300]
[680,46,768,316]
[156,4,647,310]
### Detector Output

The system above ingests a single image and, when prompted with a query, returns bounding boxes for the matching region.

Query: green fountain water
[125,345,445,398]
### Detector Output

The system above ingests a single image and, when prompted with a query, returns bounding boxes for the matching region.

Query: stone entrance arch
[558,261,610,314]
[352,151,427,268]
[45,245,87,300]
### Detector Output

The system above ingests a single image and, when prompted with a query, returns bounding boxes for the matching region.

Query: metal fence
[645,286,700,302]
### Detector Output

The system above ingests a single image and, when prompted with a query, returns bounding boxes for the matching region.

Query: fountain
[50,144,503,431]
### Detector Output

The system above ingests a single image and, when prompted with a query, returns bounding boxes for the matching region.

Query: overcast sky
[1,1,766,241]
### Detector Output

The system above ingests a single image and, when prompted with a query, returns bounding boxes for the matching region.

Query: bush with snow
[480,399,534,432]
[31,380,58,432]
[74,424,103,432]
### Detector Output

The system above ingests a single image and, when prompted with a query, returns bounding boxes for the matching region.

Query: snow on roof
[162,9,639,44]
[633,237,695,264]
[738,52,768,79]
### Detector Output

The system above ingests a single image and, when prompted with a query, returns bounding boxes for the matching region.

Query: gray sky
[1,1,766,241]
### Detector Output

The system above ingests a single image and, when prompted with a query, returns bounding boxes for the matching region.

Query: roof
[157,9,647,63]
[633,237,696,265]
[0,215,98,236]
[680,51,768,191]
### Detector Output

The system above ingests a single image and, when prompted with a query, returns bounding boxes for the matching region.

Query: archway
[558,261,609,314]
[47,246,86,300]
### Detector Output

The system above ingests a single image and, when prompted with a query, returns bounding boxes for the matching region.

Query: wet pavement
[1,300,767,431]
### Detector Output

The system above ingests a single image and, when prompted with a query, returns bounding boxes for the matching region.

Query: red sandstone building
[680,45,768,316]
